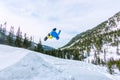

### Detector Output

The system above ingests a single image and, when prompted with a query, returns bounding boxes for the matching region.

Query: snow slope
[0,44,119,80]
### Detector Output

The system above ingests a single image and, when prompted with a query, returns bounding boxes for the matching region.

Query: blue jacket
[50,30,61,40]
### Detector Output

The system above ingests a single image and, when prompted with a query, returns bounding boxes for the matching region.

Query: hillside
[61,12,120,63]
[63,11,120,48]
[0,44,119,80]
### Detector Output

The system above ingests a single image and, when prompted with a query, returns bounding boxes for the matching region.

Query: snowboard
[44,33,50,41]
[44,36,48,41]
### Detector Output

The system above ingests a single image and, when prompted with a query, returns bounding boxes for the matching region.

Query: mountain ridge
[62,11,120,49]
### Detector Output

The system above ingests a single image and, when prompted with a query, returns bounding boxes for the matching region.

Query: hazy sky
[0,0,120,48]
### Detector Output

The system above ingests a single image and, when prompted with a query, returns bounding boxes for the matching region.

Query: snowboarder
[44,28,61,41]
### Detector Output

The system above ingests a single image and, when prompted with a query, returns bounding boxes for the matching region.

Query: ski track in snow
[0,45,119,80]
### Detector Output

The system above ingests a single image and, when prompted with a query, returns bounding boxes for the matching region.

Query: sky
[0,0,120,48]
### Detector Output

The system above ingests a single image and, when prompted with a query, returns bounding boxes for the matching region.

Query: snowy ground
[0,45,119,80]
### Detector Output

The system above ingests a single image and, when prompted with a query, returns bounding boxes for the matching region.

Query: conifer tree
[28,36,32,48]
[107,58,114,74]
[66,52,71,59]
[23,33,29,48]
[73,49,80,60]
[23,33,32,48]
[7,26,14,46]
[0,24,2,32]
[15,27,23,47]
[35,38,44,53]
[2,22,7,34]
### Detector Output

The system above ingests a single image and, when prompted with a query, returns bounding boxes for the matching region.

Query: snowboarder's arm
[57,30,61,36]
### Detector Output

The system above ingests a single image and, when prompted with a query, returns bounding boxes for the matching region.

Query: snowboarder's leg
[55,30,61,40]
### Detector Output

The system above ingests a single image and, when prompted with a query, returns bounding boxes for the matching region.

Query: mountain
[0,44,119,80]
[42,45,55,50]
[61,12,120,63]
[63,11,120,48]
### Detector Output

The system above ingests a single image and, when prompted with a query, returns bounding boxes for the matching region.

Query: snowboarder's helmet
[53,28,56,31]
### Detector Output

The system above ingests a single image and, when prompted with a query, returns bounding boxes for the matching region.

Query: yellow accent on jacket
[48,36,53,39]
